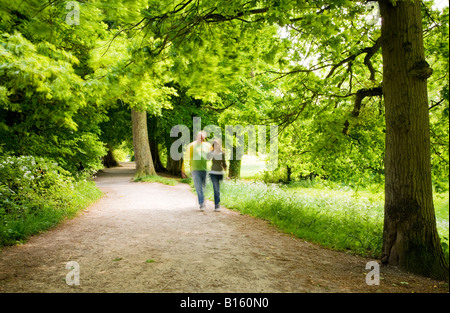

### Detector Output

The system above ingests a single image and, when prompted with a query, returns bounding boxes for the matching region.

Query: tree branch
[342,86,383,134]
[428,99,444,110]
[202,101,235,112]
[363,38,381,81]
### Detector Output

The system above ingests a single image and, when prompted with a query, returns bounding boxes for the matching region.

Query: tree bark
[150,139,167,173]
[379,0,448,280]
[102,144,119,168]
[228,159,241,179]
[131,108,156,178]
[167,155,183,176]
[228,133,241,179]
[148,115,167,173]
[165,137,183,176]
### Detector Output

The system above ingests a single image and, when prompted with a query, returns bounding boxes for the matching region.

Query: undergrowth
[204,179,449,262]
[133,175,179,186]
[0,156,102,247]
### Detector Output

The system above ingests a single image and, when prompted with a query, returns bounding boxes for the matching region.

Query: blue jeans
[209,173,223,207]
[192,170,207,205]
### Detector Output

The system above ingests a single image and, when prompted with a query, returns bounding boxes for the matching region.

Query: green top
[185,141,212,172]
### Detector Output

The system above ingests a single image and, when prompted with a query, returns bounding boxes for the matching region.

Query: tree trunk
[150,139,167,173]
[102,144,119,168]
[228,159,241,179]
[167,156,183,176]
[148,115,167,173]
[286,166,292,183]
[166,137,183,176]
[131,108,156,178]
[379,0,448,280]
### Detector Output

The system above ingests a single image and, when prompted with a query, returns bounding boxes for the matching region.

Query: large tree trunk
[131,108,156,178]
[379,0,448,280]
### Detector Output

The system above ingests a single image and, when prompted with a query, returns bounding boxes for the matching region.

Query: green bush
[0,155,102,247]
[23,132,106,179]
[256,168,288,184]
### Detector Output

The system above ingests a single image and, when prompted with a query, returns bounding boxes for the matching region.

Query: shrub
[0,155,101,246]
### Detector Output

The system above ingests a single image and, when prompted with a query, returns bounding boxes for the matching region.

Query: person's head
[196,130,207,143]
[212,138,222,152]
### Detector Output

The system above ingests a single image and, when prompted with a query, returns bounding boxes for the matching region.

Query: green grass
[133,175,179,186]
[205,180,449,262]
[0,180,102,247]
[179,177,194,186]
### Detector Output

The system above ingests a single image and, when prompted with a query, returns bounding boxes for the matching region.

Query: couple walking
[181,131,227,211]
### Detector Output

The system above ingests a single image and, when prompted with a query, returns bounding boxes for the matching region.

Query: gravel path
[0,162,447,293]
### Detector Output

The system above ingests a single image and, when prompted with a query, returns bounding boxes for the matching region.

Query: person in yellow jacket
[181,131,211,211]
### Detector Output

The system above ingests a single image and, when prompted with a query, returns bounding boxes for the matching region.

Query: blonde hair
[196,130,207,142]
[211,138,223,152]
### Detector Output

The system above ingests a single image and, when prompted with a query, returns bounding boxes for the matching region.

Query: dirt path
[0,162,447,293]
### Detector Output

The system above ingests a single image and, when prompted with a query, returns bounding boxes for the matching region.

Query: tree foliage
[0,0,448,279]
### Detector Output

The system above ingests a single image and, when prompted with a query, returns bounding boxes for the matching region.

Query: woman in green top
[208,139,227,211]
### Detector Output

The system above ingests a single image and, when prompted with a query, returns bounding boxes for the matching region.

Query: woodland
[0,0,448,281]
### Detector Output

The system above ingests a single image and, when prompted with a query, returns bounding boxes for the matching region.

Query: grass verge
[0,180,102,248]
[133,175,179,186]
[204,180,449,263]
